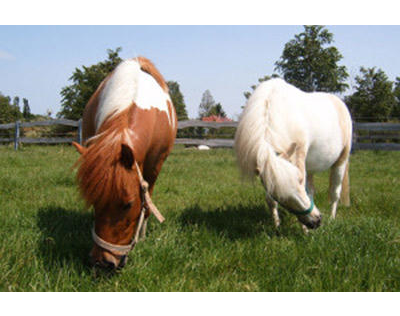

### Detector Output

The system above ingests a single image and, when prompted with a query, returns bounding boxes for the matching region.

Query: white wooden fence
[0,119,399,151]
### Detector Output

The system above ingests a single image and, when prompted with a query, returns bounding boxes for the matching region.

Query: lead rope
[134,161,165,223]
[91,161,165,255]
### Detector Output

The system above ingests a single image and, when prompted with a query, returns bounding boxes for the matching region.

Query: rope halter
[91,161,165,256]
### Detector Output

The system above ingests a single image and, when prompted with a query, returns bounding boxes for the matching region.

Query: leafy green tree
[0,93,12,124]
[0,92,22,124]
[393,77,400,119]
[22,98,32,119]
[167,81,188,121]
[13,96,20,109]
[198,90,228,118]
[167,81,192,138]
[0,94,33,137]
[275,25,348,92]
[345,67,396,122]
[58,48,123,120]
[208,103,227,118]
[245,25,348,99]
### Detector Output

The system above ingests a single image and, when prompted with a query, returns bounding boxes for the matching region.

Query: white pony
[235,78,352,229]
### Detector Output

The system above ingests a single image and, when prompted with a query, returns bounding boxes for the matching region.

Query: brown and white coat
[73,57,177,269]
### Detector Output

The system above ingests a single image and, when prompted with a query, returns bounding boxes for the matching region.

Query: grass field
[0,145,399,291]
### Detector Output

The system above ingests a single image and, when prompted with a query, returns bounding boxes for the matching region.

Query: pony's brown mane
[136,56,169,92]
[76,107,137,210]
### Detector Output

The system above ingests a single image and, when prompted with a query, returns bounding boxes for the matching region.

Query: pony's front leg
[300,173,315,234]
[265,193,280,228]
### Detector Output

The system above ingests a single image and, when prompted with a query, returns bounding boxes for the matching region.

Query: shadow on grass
[179,203,302,241]
[36,206,93,272]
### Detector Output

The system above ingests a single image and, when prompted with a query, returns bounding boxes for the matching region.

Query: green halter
[286,187,314,216]
[286,195,314,216]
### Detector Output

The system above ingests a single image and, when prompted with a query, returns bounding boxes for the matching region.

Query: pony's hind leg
[265,193,280,228]
[329,161,349,219]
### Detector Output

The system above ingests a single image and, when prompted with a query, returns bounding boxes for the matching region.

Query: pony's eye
[122,202,133,211]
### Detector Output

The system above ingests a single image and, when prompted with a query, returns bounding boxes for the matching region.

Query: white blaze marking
[95,59,172,131]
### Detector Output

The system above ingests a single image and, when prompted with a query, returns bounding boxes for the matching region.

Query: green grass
[0,145,399,291]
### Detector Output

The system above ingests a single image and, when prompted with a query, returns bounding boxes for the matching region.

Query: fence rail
[352,122,400,151]
[0,119,82,150]
[0,119,399,151]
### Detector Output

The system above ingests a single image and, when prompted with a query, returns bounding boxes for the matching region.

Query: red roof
[201,115,232,122]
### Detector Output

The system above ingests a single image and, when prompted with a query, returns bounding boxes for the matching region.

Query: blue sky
[1,25,400,119]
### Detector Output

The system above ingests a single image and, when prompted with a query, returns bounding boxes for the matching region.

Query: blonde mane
[234,79,301,201]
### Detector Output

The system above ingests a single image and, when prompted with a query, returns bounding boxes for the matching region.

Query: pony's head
[258,143,322,229]
[73,134,143,270]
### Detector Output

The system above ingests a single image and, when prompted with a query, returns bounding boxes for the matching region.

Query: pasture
[0,145,399,291]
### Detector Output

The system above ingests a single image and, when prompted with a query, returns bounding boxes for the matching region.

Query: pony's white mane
[95,59,141,131]
[95,58,173,132]
[234,78,300,200]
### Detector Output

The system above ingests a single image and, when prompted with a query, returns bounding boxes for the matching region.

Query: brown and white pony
[72,57,177,269]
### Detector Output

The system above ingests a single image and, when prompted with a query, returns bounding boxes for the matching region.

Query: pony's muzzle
[298,212,322,229]
[89,246,126,270]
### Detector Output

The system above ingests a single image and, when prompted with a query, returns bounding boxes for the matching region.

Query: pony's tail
[340,162,350,206]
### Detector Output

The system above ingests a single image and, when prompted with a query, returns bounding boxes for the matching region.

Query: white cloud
[0,49,15,60]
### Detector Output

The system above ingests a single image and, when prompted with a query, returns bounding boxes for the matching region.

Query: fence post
[351,121,357,153]
[77,119,83,145]
[14,121,20,150]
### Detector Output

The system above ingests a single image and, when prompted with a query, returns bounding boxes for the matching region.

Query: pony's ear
[72,142,86,155]
[120,143,135,169]
[279,143,297,161]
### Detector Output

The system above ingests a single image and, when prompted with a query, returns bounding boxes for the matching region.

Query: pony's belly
[305,143,341,172]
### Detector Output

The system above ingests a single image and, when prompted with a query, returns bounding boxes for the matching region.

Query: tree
[208,103,227,118]
[0,92,22,124]
[393,77,400,119]
[198,90,216,118]
[13,96,20,108]
[245,25,348,99]
[58,48,123,120]
[345,67,396,122]
[275,25,348,93]
[22,98,31,119]
[167,81,188,121]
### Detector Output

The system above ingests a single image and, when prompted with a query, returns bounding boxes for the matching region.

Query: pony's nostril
[118,255,127,269]
[103,259,117,270]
